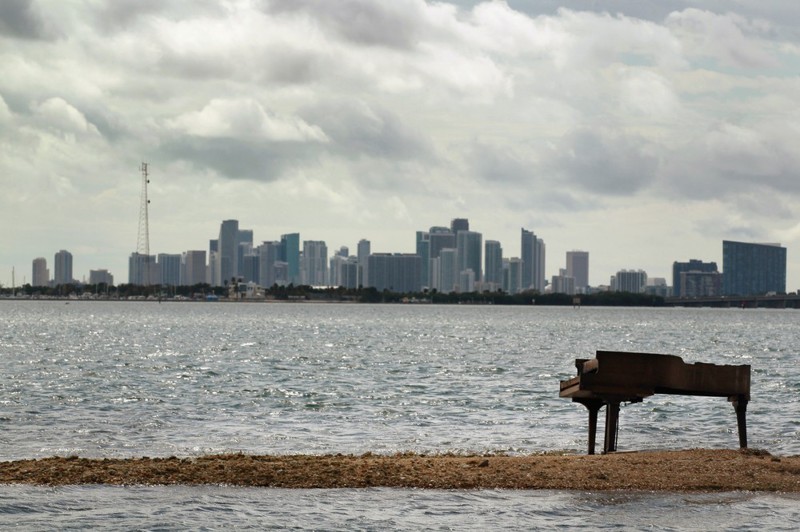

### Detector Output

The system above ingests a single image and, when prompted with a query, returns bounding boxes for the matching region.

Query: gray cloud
[549,128,660,196]
[0,0,52,39]
[304,100,435,162]
[266,0,428,49]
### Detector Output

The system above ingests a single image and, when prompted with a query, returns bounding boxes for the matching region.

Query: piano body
[559,351,750,454]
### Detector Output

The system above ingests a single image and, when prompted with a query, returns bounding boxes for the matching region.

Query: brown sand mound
[1,449,799,491]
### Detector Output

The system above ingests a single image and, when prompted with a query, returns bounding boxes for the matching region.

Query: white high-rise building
[32,257,49,287]
[182,250,207,286]
[54,250,73,285]
[566,251,589,291]
[357,239,370,288]
[302,240,328,286]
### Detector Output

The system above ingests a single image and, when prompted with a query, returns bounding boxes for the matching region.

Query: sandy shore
[1,449,799,491]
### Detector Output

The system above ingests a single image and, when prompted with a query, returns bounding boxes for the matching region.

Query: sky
[2,0,799,290]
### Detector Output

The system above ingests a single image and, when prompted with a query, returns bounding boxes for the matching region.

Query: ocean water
[0,301,798,529]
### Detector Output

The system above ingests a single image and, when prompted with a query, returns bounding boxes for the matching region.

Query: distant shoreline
[1,449,798,491]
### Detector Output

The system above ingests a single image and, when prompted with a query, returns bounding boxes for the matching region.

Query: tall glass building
[722,240,786,296]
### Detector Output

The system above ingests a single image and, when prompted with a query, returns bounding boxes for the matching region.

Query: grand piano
[559,351,751,454]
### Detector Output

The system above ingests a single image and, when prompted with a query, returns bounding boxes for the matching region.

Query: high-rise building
[236,229,253,278]
[242,253,260,284]
[280,233,300,284]
[521,228,545,292]
[182,250,207,286]
[672,259,718,297]
[368,253,422,293]
[157,253,182,286]
[722,240,787,296]
[612,270,647,293]
[89,269,114,286]
[451,218,469,233]
[551,268,576,295]
[503,257,522,294]
[302,240,328,286]
[32,257,49,287]
[681,271,722,297]
[438,248,458,293]
[129,252,155,285]
[566,251,589,291]
[456,230,482,288]
[54,250,73,285]
[484,240,503,290]
[416,231,430,288]
[258,241,282,287]
[217,220,239,286]
[357,239,371,288]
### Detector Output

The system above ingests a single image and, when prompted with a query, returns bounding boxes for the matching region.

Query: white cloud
[167,98,328,142]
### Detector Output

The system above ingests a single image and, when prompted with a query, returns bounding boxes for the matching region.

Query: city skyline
[2,1,799,290]
[16,220,789,298]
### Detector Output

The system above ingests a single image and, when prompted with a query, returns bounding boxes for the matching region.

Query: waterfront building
[32,257,49,287]
[521,228,546,292]
[182,250,207,286]
[258,241,282,287]
[302,240,328,286]
[242,253,260,285]
[128,252,156,286]
[645,277,670,297]
[551,269,576,295]
[89,269,114,286]
[566,251,589,291]
[416,231,430,288]
[428,227,455,290]
[672,259,718,297]
[330,254,358,289]
[368,253,422,293]
[484,240,503,290]
[503,257,522,294]
[280,233,300,284]
[236,229,253,278]
[54,250,73,285]
[357,239,371,288]
[456,230,482,288]
[722,240,787,296]
[681,271,722,298]
[206,251,217,285]
[438,248,458,293]
[157,253,182,286]
[451,218,469,233]
[612,269,647,293]
[217,220,239,286]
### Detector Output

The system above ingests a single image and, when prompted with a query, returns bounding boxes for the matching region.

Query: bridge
[667,294,800,309]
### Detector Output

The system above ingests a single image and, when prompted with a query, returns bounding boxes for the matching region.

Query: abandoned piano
[559,351,751,454]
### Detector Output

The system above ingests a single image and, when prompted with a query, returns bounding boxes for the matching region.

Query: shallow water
[1,301,798,528]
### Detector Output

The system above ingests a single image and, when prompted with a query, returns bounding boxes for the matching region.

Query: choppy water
[1,301,798,529]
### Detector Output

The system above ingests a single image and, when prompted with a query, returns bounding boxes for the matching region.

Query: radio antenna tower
[136,162,151,286]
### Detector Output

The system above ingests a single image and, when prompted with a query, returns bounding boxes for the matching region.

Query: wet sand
[1,449,799,491]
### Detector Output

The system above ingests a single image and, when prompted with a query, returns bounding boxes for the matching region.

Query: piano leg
[730,395,748,448]
[576,399,603,455]
[603,401,621,454]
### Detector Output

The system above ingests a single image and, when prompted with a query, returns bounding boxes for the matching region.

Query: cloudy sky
[2,0,799,289]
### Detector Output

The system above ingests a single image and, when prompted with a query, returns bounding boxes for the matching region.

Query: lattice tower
[136,162,151,285]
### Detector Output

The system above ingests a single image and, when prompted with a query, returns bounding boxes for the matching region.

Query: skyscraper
[302,240,328,286]
[32,257,49,287]
[672,259,718,297]
[521,228,545,292]
[368,253,422,293]
[612,269,647,293]
[182,250,207,286]
[258,241,282,287]
[451,218,469,233]
[157,253,182,286]
[217,220,239,286]
[236,229,253,278]
[416,231,430,288]
[54,250,73,285]
[566,251,589,291]
[357,239,371,288]
[280,233,300,284]
[484,240,503,289]
[722,240,786,296]
[456,230,482,288]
